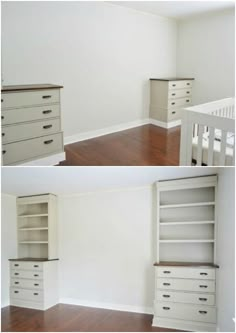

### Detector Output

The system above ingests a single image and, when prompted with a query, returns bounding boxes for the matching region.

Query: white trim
[149,118,181,129]
[18,152,66,166]
[60,298,153,315]
[64,119,150,145]
[1,301,10,308]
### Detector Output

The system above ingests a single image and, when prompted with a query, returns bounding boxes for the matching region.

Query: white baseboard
[64,118,180,145]
[1,301,9,308]
[60,297,153,315]
[19,152,66,166]
[149,118,181,129]
[64,119,150,145]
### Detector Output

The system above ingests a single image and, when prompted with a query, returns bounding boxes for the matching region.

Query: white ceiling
[2,167,219,196]
[110,1,235,19]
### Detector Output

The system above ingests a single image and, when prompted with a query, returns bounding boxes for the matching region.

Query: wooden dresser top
[154,261,219,268]
[1,84,63,93]
[150,78,194,81]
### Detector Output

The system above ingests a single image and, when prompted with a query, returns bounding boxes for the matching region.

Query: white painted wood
[152,316,217,331]
[11,278,43,290]
[10,287,44,302]
[19,152,65,166]
[156,290,215,306]
[168,80,193,90]
[180,97,235,166]
[11,269,43,280]
[10,261,43,271]
[156,278,215,293]
[156,266,215,280]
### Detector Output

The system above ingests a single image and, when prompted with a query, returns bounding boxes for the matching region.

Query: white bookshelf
[16,194,58,260]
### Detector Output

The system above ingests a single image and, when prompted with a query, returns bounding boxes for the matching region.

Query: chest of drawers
[153,265,217,332]
[9,260,58,310]
[1,84,65,165]
[150,78,194,128]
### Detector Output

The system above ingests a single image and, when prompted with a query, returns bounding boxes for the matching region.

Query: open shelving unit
[156,175,218,265]
[17,194,58,260]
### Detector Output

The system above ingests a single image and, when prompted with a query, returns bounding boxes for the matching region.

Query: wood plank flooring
[1,304,181,332]
[59,125,180,166]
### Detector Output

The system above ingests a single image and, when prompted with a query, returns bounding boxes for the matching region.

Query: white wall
[216,168,235,332]
[177,9,235,104]
[1,2,177,139]
[1,194,17,308]
[58,186,154,312]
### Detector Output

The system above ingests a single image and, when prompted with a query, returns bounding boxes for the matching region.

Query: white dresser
[150,78,194,128]
[1,84,65,165]
[9,194,59,310]
[10,259,58,310]
[153,176,219,332]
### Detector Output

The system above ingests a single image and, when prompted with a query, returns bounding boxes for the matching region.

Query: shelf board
[159,239,215,243]
[18,214,48,218]
[160,221,215,226]
[19,227,48,231]
[160,202,215,209]
[153,261,219,268]
[19,241,48,244]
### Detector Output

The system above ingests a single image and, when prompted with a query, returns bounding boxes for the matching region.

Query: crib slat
[207,127,215,166]
[196,125,204,166]
[219,131,227,165]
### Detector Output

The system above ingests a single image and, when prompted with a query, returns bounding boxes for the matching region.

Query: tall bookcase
[16,194,58,260]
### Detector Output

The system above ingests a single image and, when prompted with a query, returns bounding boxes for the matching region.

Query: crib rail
[180,98,235,166]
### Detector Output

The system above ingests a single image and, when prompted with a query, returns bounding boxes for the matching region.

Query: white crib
[180,97,235,166]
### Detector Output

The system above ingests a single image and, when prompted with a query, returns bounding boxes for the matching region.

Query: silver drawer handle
[163,283,170,286]
[199,310,207,314]
[200,272,208,275]
[42,110,52,114]
[163,295,170,298]
[163,307,170,310]
[199,285,208,288]
[199,298,207,301]
[44,139,53,145]
[42,95,52,99]
[43,125,52,129]
[163,271,171,274]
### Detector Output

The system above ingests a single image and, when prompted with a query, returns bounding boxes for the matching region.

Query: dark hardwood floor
[59,125,180,166]
[1,304,181,332]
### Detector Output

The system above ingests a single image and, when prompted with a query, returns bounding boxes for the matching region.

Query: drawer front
[11,278,43,290]
[2,132,64,165]
[10,261,43,271]
[167,109,181,121]
[156,278,215,293]
[168,88,192,99]
[156,290,215,306]
[2,118,61,144]
[11,270,43,280]
[155,301,216,323]
[2,104,60,125]
[156,267,215,280]
[10,288,43,302]
[168,80,193,90]
[2,90,60,109]
[168,97,192,109]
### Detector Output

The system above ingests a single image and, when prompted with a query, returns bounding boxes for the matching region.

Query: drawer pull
[44,139,53,145]
[34,265,39,267]
[1,99,3,102]
[172,111,176,115]
[163,271,171,274]
[162,295,170,298]
[43,125,52,129]
[200,272,208,275]
[163,283,170,286]
[34,274,39,277]
[14,282,19,285]
[1,116,4,120]
[2,150,6,155]
[163,307,170,310]
[34,283,39,286]
[186,99,190,102]
[42,95,52,99]
[199,285,208,288]
[172,84,176,87]
[171,102,175,105]
[2,133,5,137]
[14,273,19,275]
[199,298,207,301]
[14,264,19,267]
[187,91,190,94]
[14,291,19,293]
[187,83,190,85]
[34,293,39,296]
[172,93,176,96]
[199,310,207,314]
[42,110,52,114]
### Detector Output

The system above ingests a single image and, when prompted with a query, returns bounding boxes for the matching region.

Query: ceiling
[110,1,235,19]
[2,167,219,196]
